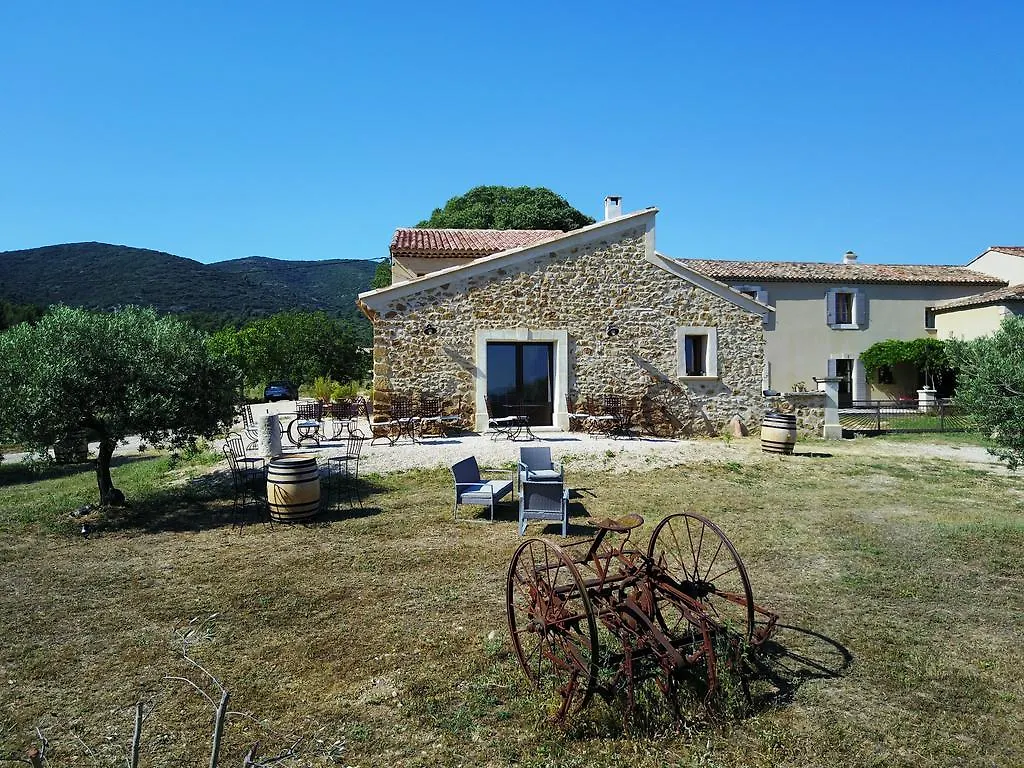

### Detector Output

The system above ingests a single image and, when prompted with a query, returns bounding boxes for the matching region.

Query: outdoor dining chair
[240,404,259,451]
[327,428,367,509]
[222,432,267,529]
[363,397,402,445]
[565,395,592,433]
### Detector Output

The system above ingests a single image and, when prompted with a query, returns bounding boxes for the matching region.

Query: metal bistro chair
[222,433,267,529]
[240,404,259,451]
[287,401,323,448]
[484,396,528,441]
[364,397,402,446]
[565,395,592,433]
[585,395,619,437]
[418,394,462,438]
[327,428,367,509]
[390,394,421,443]
[602,394,638,439]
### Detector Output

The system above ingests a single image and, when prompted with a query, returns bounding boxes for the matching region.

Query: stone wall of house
[366,225,767,437]
[764,392,826,437]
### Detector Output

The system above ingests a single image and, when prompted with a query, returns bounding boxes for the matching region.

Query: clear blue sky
[2,2,1022,266]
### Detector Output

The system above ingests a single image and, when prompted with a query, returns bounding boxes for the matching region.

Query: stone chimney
[842,250,858,265]
[604,195,622,221]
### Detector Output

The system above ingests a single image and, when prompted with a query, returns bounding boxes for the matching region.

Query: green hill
[0,242,379,322]
[207,256,377,319]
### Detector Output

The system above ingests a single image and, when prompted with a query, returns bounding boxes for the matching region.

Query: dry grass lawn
[1,437,1022,767]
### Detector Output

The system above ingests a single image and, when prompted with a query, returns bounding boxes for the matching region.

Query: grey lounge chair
[518,446,563,490]
[519,479,568,537]
[451,456,514,523]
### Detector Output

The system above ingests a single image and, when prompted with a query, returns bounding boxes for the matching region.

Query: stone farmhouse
[360,198,1020,434]
[357,201,772,436]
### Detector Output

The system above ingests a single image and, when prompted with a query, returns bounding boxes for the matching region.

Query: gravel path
[5,398,1007,477]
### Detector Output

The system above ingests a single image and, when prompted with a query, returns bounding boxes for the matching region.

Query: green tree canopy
[0,299,44,330]
[417,186,595,231]
[0,306,241,504]
[208,311,370,390]
[370,259,391,290]
[948,316,1024,469]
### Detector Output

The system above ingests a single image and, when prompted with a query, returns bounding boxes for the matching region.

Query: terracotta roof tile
[675,258,1005,285]
[390,228,562,258]
[933,283,1024,311]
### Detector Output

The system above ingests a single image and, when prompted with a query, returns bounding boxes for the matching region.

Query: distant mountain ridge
[0,242,379,320]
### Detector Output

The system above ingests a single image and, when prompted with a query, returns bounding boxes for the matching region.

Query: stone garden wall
[764,392,826,437]
[363,224,767,437]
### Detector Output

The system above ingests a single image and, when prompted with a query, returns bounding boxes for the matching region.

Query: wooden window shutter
[853,289,867,327]
[825,290,836,326]
[852,357,868,401]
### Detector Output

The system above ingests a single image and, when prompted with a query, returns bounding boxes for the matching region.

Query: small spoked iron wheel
[647,512,756,643]
[506,538,599,719]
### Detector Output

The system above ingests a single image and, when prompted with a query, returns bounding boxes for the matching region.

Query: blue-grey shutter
[852,357,868,401]
[827,357,838,377]
[825,290,836,326]
[853,289,867,327]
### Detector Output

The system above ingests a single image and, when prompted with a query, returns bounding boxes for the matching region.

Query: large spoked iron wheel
[506,538,599,719]
[647,512,756,643]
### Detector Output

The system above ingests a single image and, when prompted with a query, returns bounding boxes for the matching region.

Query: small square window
[676,327,718,379]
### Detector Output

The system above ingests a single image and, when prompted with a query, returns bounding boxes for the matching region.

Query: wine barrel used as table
[267,454,321,521]
[761,413,797,455]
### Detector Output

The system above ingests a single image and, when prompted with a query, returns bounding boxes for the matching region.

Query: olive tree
[947,316,1024,469]
[0,306,241,505]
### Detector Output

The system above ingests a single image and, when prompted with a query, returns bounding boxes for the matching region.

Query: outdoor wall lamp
[423,324,438,336]
[606,322,620,337]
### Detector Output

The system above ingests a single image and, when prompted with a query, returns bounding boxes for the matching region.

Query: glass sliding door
[486,342,554,426]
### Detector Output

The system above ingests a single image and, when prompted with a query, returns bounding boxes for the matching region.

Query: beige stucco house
[933,284,1024,341]
[674,253,1004,404]
[929,246,1024,341]
[964,246,1024,286]
[358,206,772,435]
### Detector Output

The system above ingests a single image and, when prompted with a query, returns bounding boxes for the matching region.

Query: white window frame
[826,287,867,329]
[924,307,936,331]
[676,327,718,379]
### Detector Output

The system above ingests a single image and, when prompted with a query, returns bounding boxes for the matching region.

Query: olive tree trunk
[95,437,123,505]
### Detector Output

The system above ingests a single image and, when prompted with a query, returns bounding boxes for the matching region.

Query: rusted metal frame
[654,572,779,646]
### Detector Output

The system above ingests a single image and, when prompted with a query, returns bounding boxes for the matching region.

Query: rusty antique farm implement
[506,512,779,721]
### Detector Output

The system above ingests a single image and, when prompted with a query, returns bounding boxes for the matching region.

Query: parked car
[264,380,298,402]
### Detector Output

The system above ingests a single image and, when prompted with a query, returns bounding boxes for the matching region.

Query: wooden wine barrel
[267,454,321,521]
[761,413,797,455]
